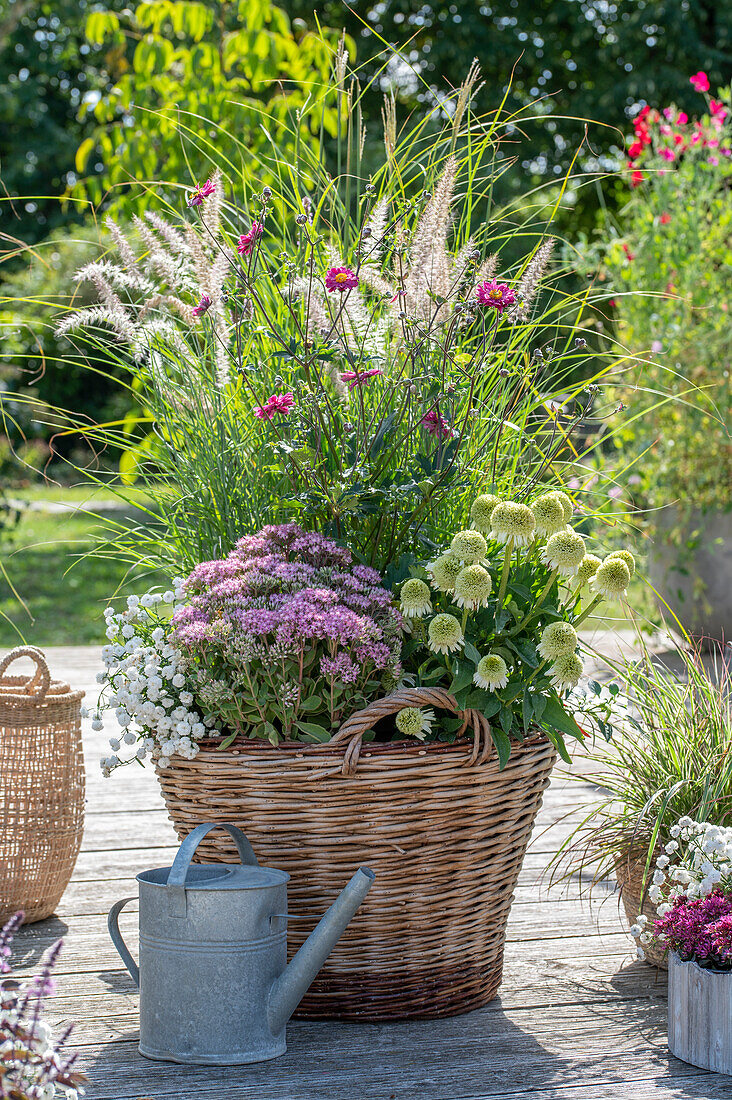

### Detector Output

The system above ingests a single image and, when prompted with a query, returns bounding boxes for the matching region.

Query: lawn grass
[0,506,168,648]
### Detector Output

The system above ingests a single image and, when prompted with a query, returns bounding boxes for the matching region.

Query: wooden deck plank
[8,643,732,1099]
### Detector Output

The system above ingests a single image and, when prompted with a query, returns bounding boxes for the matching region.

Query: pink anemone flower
[475,280,516,313]
[237,222,264,257]
[187,179,216,207]
[325,267,359,293]
[340,368,383,390]
[191,294,212,318]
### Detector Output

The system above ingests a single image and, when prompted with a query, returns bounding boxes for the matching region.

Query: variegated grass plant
[550,633,732,892]
[4,45,646,582]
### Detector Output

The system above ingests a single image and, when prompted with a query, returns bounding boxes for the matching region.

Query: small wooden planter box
[669,953,732,1076]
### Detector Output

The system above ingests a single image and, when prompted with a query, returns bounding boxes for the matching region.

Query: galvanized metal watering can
[107,822,375,1065]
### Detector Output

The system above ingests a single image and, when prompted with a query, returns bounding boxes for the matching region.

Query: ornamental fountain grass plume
[23,48,644,583]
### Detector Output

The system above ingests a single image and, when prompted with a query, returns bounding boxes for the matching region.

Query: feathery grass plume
[451,58,483,151]
[509,238,555,323]
[55,169,234,383]
[402,155,457,325]
[382,90,397,165]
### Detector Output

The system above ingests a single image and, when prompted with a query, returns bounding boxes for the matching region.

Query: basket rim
[158,727,553,773]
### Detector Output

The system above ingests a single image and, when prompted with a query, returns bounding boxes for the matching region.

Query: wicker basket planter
[0,647,85,925]
[156,687,557,1020]
[615,846,667,969]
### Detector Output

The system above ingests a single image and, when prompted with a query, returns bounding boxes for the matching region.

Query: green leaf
[488,723,512,770]
[542,726,572,764]
[449,662,475,695]
[465,690,501,717]
[298,695,323,712]
[75,137,95,174]
[531,694,548,722]
[499,705,514,736]
[540,692,584,741]
[463,640,482,665]
[296,721,332,742]
[522,689,533,733]
[510,638,539,668]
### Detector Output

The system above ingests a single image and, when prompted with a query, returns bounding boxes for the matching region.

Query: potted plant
[601,77,732,640]
[629,817,732,1075]
[43,56,637,1019]
[552,634,732,969]
[96,505,635,1019]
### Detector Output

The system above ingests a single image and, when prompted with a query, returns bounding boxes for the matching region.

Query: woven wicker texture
[157,687,557,1019]
[0,647,85,925]
[615,847,667,969]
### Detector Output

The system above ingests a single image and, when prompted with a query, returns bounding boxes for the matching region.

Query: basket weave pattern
[0,647,85,925]
[157,687,557,1019]
[615,847,667,969]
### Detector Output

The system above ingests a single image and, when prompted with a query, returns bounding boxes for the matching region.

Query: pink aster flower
[475,280,516,313]
[187,178,216,207]
[325,266,359,293]
[340,368,383,390]
[237,221,264,257]
[677,111,689,125]
[708,155,720,165]
[690,71,710,92]
[421,408,454,440]
[191,294,212,318]
[710,99,728,121]
[659,147,676,161]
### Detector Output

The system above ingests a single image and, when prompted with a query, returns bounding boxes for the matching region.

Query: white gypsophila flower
[636,945,646,961]
[629,923,642,938]
[652,869,666,886]
[656,854,670,869]
[648,885,663,904]
[665,840,679,854]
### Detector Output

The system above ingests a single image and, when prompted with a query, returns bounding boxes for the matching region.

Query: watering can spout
[267,867,375,1034]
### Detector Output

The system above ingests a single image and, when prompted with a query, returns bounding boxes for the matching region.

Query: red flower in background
[630,170,644,187]
[660,212,672,225]
[690,71,710,92]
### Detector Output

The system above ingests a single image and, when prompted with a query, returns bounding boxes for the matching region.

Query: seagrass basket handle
[0,646,51,700]
[331,686,493,776]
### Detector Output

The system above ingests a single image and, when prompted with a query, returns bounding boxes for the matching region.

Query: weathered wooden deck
[11,643,732,1099]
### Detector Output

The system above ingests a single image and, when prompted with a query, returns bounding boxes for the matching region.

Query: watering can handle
[166,822,259,917]
[108,898,139,988]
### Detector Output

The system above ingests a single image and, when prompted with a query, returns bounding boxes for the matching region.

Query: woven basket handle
[329,686,493,777]
[0,646,51,699]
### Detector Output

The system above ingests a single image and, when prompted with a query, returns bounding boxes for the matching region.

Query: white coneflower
[549,652,584,691]
[449,529,488,564]
[428,613,464,655]
[453,565,493,610]
[549,490,573,522]
[470,494,500,534]
[576,554,602,584]
[473,654,509,690]
[592,557,631,600]
[490,502,537,547]
[530,493,566,537]
[400,578,432,618]
[428,553,464,592]
[395,706,435,740]
[541,530,586,576]
[605,549,636,578]
[537,621,578,661]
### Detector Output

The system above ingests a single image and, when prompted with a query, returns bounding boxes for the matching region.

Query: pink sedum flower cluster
[171,524,403,744]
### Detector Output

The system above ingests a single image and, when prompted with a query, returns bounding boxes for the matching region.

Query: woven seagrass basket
[615,847,667,969]
[0,647,85,925]
[157,686,557,1020]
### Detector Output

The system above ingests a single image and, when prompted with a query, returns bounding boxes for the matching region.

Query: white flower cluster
[629,817,732,958]
[0,998,80,1099]
[96,584,220,776]
[649,818,732,909]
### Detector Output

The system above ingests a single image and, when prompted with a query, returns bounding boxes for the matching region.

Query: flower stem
[496,538,514,607]
[573,594,603,628]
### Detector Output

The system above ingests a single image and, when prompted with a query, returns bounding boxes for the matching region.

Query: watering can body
[108,822,374,1065]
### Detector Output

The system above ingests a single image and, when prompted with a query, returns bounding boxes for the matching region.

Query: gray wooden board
[8,643,730,1100]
